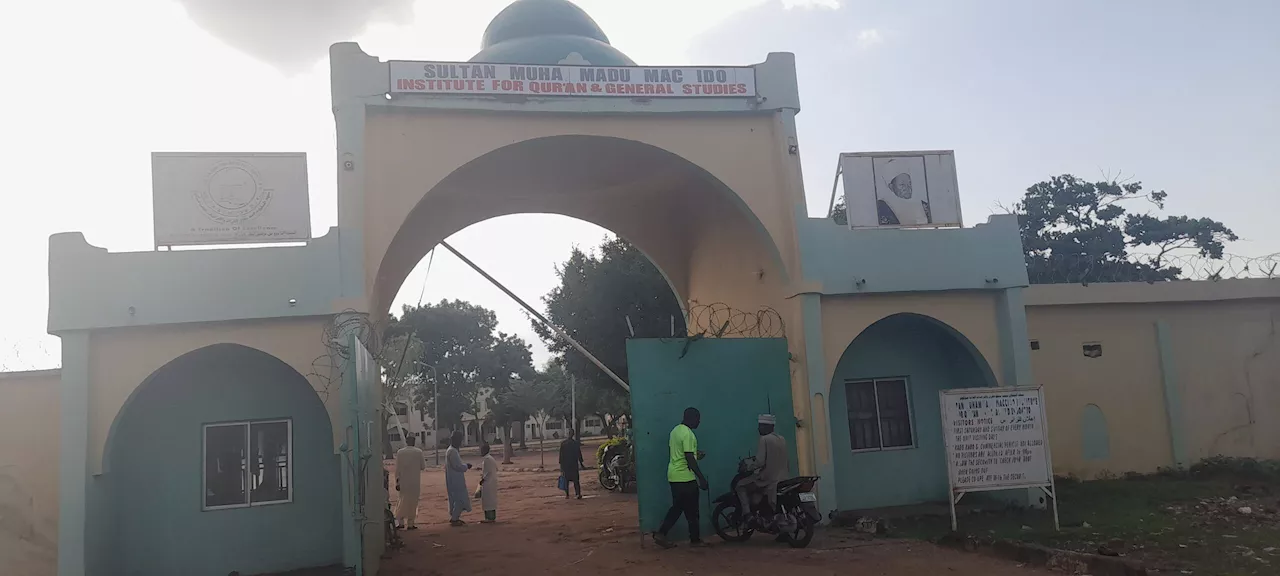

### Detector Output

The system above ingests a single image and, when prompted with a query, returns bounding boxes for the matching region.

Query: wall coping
[0,368,61,380]
[1025,279,1280,306]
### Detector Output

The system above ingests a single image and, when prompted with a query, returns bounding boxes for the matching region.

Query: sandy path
[380,441,1044,575]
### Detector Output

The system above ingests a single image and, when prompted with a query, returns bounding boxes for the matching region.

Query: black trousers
[658,480,701,541]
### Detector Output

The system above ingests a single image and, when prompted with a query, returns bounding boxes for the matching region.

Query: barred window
[845,379,914,451]
[203,419,292,510]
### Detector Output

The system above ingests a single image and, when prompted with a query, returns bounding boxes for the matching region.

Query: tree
[830,175,1238,284]
[379,333,423,457]
[830,197,848,226]
[386,300,535,439]
[534,236,685,426]
[503,377,555,470]
[1014,175,1237,284]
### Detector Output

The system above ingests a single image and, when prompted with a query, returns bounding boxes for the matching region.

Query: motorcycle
[597,439,635,492]
[710,456,821,548]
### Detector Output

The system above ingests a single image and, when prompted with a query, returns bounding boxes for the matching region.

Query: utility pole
[416,361,440,466]
[434,376,439,466]
[570,374,577,436]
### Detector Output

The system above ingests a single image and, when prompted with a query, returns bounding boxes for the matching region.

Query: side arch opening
[826,313,997,511]
[101,344,341,576]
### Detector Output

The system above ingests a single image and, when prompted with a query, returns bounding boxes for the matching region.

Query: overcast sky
[2,0,1277,371]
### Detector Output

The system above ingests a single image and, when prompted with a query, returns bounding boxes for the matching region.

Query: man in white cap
[736,414,789,529]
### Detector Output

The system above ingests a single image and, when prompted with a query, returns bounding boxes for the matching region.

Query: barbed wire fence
[305,309,386,404]
[1029,252,1280,285]
[685,301,786,339]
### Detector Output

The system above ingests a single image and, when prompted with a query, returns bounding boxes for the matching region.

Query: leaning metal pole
[438,240,631,393]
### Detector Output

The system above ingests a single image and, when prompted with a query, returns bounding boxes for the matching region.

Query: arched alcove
[1081,403,1111,461]
[827,313,997,511]
[103,344,341,576]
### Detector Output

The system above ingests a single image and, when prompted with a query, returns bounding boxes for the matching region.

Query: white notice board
[940,386,1059,530]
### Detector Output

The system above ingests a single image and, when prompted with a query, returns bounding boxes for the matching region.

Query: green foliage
[1015,175,1237,284]
[386,299,535,430]
[535,236,685,423]
[595,436,625,466]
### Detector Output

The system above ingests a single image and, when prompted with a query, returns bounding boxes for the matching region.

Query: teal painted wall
[627,338,796,540]
[796,214,1029,295]
[828,314,996,510]
[103,345,341,576]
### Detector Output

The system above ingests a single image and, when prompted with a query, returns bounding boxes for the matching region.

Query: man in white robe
[479,443,499,523]
[394,435,426,529]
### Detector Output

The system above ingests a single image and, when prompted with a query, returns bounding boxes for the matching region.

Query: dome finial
[470,0,635,66]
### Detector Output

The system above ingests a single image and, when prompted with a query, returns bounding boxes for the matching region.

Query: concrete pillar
[57,332,90,576]
[995,287,1033,387]
[1155,321,1188,469]
[799,294,837,519]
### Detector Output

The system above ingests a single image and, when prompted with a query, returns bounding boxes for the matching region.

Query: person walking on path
[559,428,586,499]
[652,407,710,549]
[445,430,473,526]
[478,443,499,523]
[393,435,426,530]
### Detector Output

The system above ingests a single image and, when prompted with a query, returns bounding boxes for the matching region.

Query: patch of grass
[885,460,1280,575]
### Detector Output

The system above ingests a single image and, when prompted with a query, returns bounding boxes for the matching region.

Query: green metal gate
[627,337,796,540]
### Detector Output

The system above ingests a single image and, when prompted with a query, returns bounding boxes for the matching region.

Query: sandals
[650,532,677,549]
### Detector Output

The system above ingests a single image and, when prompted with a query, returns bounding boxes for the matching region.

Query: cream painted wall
[1026,281,1280,479]
[85,317,338,475]
[0,369,60,576]
[1025,303,1171,477]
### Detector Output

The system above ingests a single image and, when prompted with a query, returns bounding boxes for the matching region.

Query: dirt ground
[380,440,1044,576]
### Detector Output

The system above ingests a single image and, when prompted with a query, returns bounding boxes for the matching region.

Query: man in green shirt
[652,407,709,549]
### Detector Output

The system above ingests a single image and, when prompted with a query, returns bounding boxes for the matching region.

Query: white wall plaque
[152,152,311,246]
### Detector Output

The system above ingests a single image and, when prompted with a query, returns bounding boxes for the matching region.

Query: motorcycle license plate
[798,492,817,503]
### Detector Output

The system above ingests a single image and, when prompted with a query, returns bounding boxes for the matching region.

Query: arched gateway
[47,1,1034,575]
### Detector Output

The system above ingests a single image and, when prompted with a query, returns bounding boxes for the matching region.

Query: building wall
[105,345,341,576]
[1026,280,1280,479]
[0,370,60,576]
[826,313,998,510]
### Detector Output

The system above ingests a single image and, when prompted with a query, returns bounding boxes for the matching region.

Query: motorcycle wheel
[711,500,753,543]
[598,467,619,491]
[785,517,815,548]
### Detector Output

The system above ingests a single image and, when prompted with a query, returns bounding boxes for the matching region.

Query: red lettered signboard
[388,61,757,98]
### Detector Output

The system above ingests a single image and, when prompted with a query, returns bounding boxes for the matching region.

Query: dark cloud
[175,0,415,73]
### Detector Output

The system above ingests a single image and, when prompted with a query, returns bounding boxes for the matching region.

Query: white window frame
[202,419,294,511]
[845,377,917,453]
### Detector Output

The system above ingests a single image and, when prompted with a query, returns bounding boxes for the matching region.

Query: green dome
[470,0,636,66]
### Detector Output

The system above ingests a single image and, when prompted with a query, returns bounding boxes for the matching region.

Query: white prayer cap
[758,414,776,425]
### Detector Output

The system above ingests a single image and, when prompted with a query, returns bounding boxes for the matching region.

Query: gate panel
[627,337,796,540]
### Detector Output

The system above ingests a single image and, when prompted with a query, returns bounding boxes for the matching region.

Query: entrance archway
[366,132,789,323]
[827,313,997,511]
[103,344,341,576]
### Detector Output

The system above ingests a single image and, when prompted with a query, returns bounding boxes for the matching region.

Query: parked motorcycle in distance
[710,456,821,548]
[597,439,635,493]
